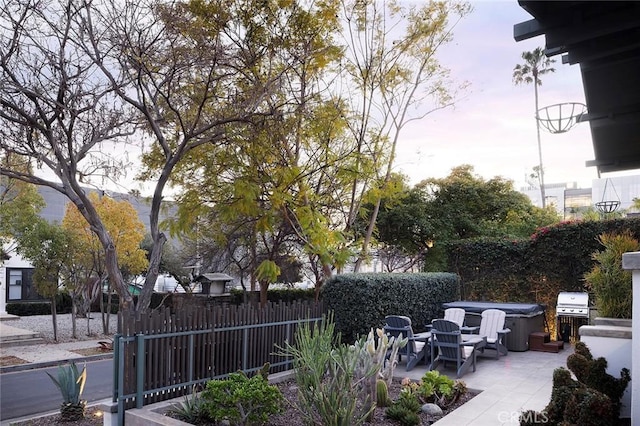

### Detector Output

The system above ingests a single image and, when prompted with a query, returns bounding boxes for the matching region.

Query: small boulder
[422,403,443,416]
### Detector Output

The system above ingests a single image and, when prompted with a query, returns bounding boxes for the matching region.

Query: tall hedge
[322,272,460,343]
[444,217,640,332]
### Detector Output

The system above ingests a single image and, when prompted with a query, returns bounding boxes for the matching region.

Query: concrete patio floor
[393,345,573,426]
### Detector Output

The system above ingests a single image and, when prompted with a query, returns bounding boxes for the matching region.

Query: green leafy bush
[201,371,283,425]
[385,390,421,426]
[322,272,460,342]
[399,372,467,410]
[584,231,638,318]
[520,342,630,425]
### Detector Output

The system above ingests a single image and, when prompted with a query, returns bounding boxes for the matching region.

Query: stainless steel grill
[556,291,590,342]
[556,292,589,318]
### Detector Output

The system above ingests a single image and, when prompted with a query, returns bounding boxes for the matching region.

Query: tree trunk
[534,79,546,208]
[51,297,58,342]
[71,299,77,339]
[259,281,268,307]
[136,234,166,312]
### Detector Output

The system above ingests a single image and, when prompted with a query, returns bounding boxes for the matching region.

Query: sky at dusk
[393,0,638,190]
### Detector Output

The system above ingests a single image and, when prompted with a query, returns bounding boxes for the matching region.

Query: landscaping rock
[421,403,443,416]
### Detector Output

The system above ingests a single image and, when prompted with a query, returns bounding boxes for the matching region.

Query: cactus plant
[46,362,87,421]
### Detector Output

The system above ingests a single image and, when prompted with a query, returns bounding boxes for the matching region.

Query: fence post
[112,333,121,403]
[117,336,126,426]
[242,327,248,371]
[136,333,145,409]
[188,333,194,385]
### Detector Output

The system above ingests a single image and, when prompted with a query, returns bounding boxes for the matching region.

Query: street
[0,359,113,421]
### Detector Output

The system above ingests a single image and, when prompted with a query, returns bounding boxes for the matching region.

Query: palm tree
[513,47,555,208]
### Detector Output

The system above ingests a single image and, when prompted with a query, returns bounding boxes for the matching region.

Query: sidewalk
[0,330,113,373]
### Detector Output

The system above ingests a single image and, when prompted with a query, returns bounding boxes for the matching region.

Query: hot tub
[442,301,546,351]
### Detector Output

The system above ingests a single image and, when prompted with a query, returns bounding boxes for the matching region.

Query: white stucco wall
[580,331,632,418]
[1,242,34,314]
[622,252,639,424]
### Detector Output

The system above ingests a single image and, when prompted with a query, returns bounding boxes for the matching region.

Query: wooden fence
[112,300,325,422]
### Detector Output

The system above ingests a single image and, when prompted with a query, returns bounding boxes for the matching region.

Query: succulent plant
[46,361,87,421]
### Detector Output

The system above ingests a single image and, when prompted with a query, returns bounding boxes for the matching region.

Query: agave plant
[46,362,87,421]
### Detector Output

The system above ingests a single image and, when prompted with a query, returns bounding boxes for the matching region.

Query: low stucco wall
[579,321,632,419]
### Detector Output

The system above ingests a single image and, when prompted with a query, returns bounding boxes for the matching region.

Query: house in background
[1,186,179,313]
[0,243,44,314]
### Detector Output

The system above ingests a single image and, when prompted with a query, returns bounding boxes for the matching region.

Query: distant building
[521,175,640,219]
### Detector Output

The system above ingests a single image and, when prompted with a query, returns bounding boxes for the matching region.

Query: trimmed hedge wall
[444,217,640,336]
[447,217,640,301]
[6,292,73,316]
[322,272,460,343]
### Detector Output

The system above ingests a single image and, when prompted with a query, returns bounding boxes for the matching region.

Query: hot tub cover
[442,301,545,316]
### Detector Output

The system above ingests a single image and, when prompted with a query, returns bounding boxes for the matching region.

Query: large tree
[513,47,556,208]
[0,153,45,258]
[339,0,471,271]
[0,0,288,311]
[15,219,73,341]
[361,165,561,270]
[159,0,353,303]
[63,192,148,333]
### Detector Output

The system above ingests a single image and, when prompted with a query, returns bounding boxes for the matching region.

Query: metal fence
[112,300,325,425]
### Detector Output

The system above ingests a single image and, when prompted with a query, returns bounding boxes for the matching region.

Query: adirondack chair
[475,309,511,358]
[383,315,429,371]
[444,308,466,327]
[429,319,486,378]
[426,307,466,331]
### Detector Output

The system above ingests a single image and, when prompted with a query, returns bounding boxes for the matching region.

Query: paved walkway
[396,346,571,426]
[1,322,572,425]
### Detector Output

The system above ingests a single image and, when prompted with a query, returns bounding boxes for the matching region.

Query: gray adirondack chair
[429,319,486,378]
[383,315,429,371]
[476,309,511,358]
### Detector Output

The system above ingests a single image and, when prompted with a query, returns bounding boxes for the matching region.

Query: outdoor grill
[556,291,590,342]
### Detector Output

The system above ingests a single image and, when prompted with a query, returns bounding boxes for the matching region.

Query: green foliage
[201,370,283,426]
[419,370,455,402]
[0,153,45,247]
[322,272,460,342]
[385,390,421,426]
[376,379,391,407]
[167,387,210,425]
[229,288,316,305]
[584,231,638,318]
[277,315,378,426]
[447,218,640,330]
[16,219,73,299]
[364,165,560,272]
[520,343,630,425]
[46,362,87,406]
[567,342,631,418]
[399,372,467,410]
[6,293,73,315]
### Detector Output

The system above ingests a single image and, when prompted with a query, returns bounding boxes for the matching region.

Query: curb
[0,353,113,374]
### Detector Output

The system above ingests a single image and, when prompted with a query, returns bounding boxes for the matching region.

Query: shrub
[277,315,380,426]
[201,370,283,426]
[520,342,630,425]
[584,231,638,318]
[322,272,460,342]
[385,390,421,426]
[46,362,87,421]
[167,387,209,424]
